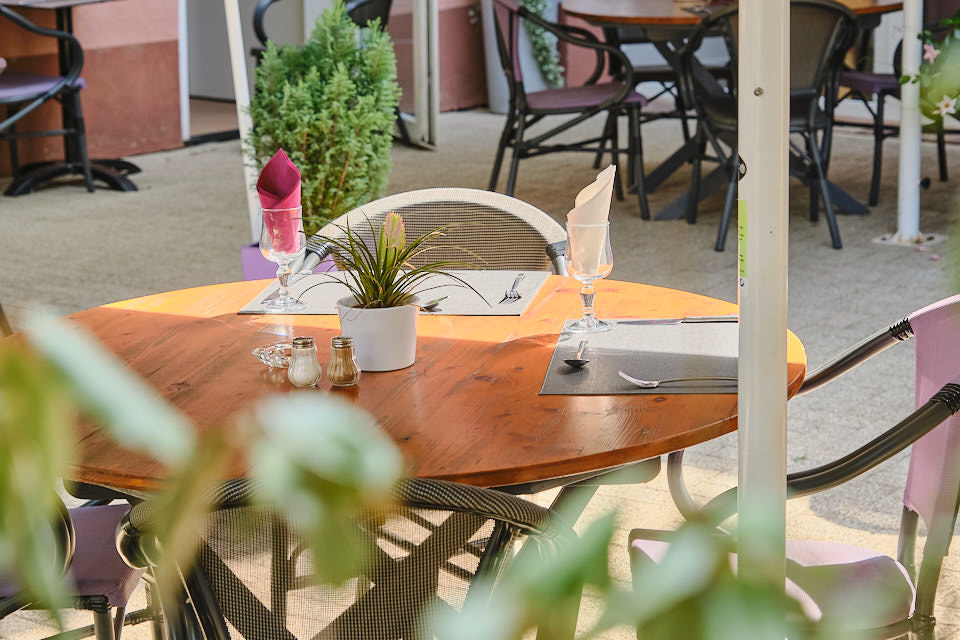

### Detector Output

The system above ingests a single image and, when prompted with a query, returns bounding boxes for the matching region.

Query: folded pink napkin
[257,149,302,254]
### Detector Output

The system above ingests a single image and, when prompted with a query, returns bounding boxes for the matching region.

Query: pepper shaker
[327,336,360,387]
[287,336,322,387]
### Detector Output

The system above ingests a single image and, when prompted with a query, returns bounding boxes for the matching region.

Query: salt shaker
[287,336,322,387]
[327,336,360,387]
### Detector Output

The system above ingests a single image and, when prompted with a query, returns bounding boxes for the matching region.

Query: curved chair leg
[868,92,886,207]
[67,91,95,193]
[504,116,525,196]
[686,134,705,225]
[606,114,624,201]
[937,125,948,183]
[489,111,516,191]
[714,149,739,252]
[808,132,842,249]
[629,106,651,220]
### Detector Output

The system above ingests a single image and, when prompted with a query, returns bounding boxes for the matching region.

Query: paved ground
[1,108,958,638]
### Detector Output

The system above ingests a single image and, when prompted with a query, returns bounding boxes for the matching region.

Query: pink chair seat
[0,71,85,102]
[525,82,647,112]
[0,504,143,606]
[630,537,915,627]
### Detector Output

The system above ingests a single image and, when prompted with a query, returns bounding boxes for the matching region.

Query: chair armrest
[797,317,912,396]
[669,380,960,525]
[516,6,634,90]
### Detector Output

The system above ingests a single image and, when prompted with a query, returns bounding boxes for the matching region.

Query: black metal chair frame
[488,0,651,219]
[0,5,93,195]
[679,0,858,251]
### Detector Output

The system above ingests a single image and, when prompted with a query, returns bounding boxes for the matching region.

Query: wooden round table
[561,0,902,25]
[67,277,806,493]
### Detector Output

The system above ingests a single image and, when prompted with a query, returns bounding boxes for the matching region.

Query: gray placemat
[540,320,739,395]
[238,270,551,315]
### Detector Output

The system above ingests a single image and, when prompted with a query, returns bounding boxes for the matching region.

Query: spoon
[420,296,448,312]
[618,370,737,388]
[564,340,590,368]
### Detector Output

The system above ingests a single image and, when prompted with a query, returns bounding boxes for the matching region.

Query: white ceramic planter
[336,296,418,372]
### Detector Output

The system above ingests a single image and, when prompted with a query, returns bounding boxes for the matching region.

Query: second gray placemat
[540,320,739,395]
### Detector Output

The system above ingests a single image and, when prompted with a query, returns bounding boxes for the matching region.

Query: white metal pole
[224,0,262,243]
[894,0,924,244]
[737,0,789,600]
[177,0,190,143]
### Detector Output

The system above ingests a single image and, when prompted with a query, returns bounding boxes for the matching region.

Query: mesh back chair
[651,294,960,637]
[488,0,651,219]
[118,478,574,640]
[0,6,94,196]
[303,188,569,275]
[836,1,959,206]
[0,500,147,640]
[680,0,858,251]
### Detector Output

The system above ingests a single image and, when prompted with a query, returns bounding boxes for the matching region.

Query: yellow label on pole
[738,199,747,282]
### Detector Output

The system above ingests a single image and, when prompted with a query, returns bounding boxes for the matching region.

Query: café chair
[645,293,960,637]
[118,477,576,640]
[835,14,956,206]
[679,0,857,251]
[0,6,94,196]
[488,0,652,219]
[0,499,147,640]
[302,187,570,275]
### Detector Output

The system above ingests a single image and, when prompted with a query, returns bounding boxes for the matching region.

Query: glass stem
[579,282,597,327]
[277,263,291,299]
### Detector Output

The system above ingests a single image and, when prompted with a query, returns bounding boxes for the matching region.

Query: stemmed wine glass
[260,206,306,312]
[564,222,613,333]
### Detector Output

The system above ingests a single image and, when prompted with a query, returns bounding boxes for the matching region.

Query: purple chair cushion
[630,536,915,627]
[0,504,143,607]
[0,71,85,102]
[525,82,647,112]
[839,70,899,96]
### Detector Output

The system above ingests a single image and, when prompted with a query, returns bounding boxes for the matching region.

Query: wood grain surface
[65,277,806,492]
[560,0,903,25]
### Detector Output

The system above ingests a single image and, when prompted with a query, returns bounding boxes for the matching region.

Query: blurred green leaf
[24,312,194,466]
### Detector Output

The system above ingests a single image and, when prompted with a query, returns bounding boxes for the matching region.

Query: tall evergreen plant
[249,1,400,237]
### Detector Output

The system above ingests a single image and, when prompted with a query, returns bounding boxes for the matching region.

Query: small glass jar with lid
[327,336,360,387]
[287,336,322,387]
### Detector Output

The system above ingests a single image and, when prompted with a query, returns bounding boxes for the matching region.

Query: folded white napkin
[566,165,615,275]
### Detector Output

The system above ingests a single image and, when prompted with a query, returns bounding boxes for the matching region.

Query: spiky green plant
[249,0,400,237]
[314,212,483,309]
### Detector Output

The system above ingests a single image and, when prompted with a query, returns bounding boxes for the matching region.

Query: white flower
[935,95,958,116]
[923,43,941,63]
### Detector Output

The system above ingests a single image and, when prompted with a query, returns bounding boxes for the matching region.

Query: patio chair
[0,499,147,640]
[300,187,569,274]
[488,0,652,219]
[0,5,94,195]
[679,0,858,250]
[645,293,960,637]
[835,1,959,206]
[117,477,576,640]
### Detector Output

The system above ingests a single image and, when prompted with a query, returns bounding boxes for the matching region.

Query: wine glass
[260,206,306,312]
[564,222,613,333]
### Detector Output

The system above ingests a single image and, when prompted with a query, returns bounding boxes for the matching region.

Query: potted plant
[247,0,400,240]
[316,211,482,372]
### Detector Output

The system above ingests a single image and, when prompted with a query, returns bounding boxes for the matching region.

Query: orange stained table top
[561,0,903,25]
[67,277,806,493]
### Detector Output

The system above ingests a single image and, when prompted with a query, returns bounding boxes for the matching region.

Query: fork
[499,273,525,304]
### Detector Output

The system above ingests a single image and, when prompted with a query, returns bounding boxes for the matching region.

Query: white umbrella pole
[893,0,924,244]
[224,0,262,243]
[737,0,789,600]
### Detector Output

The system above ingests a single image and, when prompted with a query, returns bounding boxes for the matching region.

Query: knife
[618,315,738,325]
